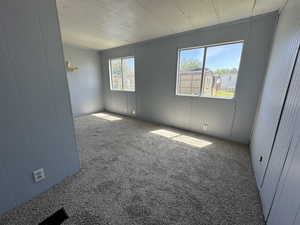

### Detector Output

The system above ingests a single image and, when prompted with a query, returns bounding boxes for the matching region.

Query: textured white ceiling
[56,0,286,50]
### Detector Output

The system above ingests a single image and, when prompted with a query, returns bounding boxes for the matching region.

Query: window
[109,56,135,91]
[176,42,243,99]
[177,48,204,96]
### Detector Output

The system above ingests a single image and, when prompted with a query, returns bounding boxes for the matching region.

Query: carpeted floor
[0,113,265,225]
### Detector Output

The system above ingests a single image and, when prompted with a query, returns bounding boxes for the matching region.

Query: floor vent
[39,207,69,225]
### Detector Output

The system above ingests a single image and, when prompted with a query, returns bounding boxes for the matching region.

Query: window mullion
[121,58,124,90]
[200,47,207,96]
[177,50,181,95]
[109,60,113,90]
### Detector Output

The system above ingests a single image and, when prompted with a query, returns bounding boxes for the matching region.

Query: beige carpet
[0,112,265,225]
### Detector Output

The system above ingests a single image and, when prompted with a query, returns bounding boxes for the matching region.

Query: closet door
[267,128,300,225]
[260,47,300,218]
[250,0,300,191]
[294,210,300,225]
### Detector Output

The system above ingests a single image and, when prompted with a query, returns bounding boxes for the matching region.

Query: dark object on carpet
[39,208,69,225]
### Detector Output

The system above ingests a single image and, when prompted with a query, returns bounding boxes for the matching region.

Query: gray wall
[63,44,103,117]
[0,0,80,215]
[100,13,277,144]
[250,0,300,220]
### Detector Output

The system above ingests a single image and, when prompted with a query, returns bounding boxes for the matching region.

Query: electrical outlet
[33,168,45,183]
[202,123,208,131]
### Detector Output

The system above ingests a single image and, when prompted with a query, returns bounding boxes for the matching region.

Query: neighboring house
[203,70,238,96]
[218,73,238,91]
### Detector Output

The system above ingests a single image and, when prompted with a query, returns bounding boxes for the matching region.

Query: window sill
[176,93,235,100]
[110,89,135,93]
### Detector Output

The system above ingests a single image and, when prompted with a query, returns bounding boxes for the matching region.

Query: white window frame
[175,40,244,99]
[109,56,135,92]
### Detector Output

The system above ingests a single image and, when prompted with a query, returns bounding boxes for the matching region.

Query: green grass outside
[214,90,234,98]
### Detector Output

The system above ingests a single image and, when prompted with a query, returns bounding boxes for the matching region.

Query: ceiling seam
[210,0,220,23]
[133,0,175,33]
[251,0,257,16]
[280,0,289,13]
[173,1,193,29]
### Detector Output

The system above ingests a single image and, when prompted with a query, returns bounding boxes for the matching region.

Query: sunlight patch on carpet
[150,129,212,148]
[92,113,122,121]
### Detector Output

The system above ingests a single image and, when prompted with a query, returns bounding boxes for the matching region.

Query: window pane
[122,57,135,91]
[177,48,204,96]
[202,42,243,99]
[110,58,122,90]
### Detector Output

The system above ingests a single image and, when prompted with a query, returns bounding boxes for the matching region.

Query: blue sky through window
[180,42,243,71]
[206,43,243,71]
[122,57,135,73]
[125,57,134,68]
[180,48,204,64]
